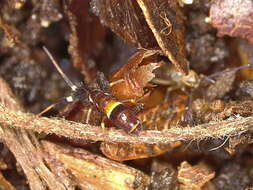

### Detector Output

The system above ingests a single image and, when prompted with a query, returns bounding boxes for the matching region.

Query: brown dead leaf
[209,0,253,42]
[92,0,188,74]
[110,49,162,101]
[136,0,188,74]
[90,0,158,48]
[100,142,181,161]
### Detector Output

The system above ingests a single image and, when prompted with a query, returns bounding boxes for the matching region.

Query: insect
[41,46,143,135]
[153,60,251,91]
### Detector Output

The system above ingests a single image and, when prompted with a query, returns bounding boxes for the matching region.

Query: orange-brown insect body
[42,46,143,135]
[89,90,143,135]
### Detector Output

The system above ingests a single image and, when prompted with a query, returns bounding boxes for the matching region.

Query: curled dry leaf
[139,92,188,129]
[109,49,162,101]
[43,141,150,190]
[209,0,253,42]
[178,161,215,190]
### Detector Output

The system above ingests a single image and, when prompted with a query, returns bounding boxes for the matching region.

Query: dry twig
[0,101,251,144]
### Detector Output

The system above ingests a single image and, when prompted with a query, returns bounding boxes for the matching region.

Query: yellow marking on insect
[104,100,122,118]
[129,120,140,133]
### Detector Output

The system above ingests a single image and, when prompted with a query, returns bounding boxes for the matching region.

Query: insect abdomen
[89,90,142,134]
[109,104,142,134]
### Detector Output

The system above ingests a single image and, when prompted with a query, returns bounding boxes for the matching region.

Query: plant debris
[1,0,253,189]
[209,0,253,42]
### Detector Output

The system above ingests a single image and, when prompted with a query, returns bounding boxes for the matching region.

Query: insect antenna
[208,64,250,79]
[38,46,81,116]
[42,46,78,91]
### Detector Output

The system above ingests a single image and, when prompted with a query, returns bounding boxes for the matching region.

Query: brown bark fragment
[43,141,150,190]
[90,0,158,48]
[210,0,253,42]
[178,161,215,190]
[0,171,17,190]
[136,0,188,74]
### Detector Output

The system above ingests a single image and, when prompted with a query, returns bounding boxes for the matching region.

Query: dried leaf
[100,142,181,161]
[209,0,253,42]
[92,0,188,74]
[139,92,188,129]
[136,0,188,74]
[110,49,162,101]
[90,0,158,48]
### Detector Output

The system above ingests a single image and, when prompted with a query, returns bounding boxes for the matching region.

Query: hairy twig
[0,103,252,144]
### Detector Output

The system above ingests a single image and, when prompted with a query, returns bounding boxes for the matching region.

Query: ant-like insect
[41,46,143,135]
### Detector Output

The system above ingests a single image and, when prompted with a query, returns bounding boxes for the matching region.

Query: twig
[0,103,252,144]
[0,78,72,190]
